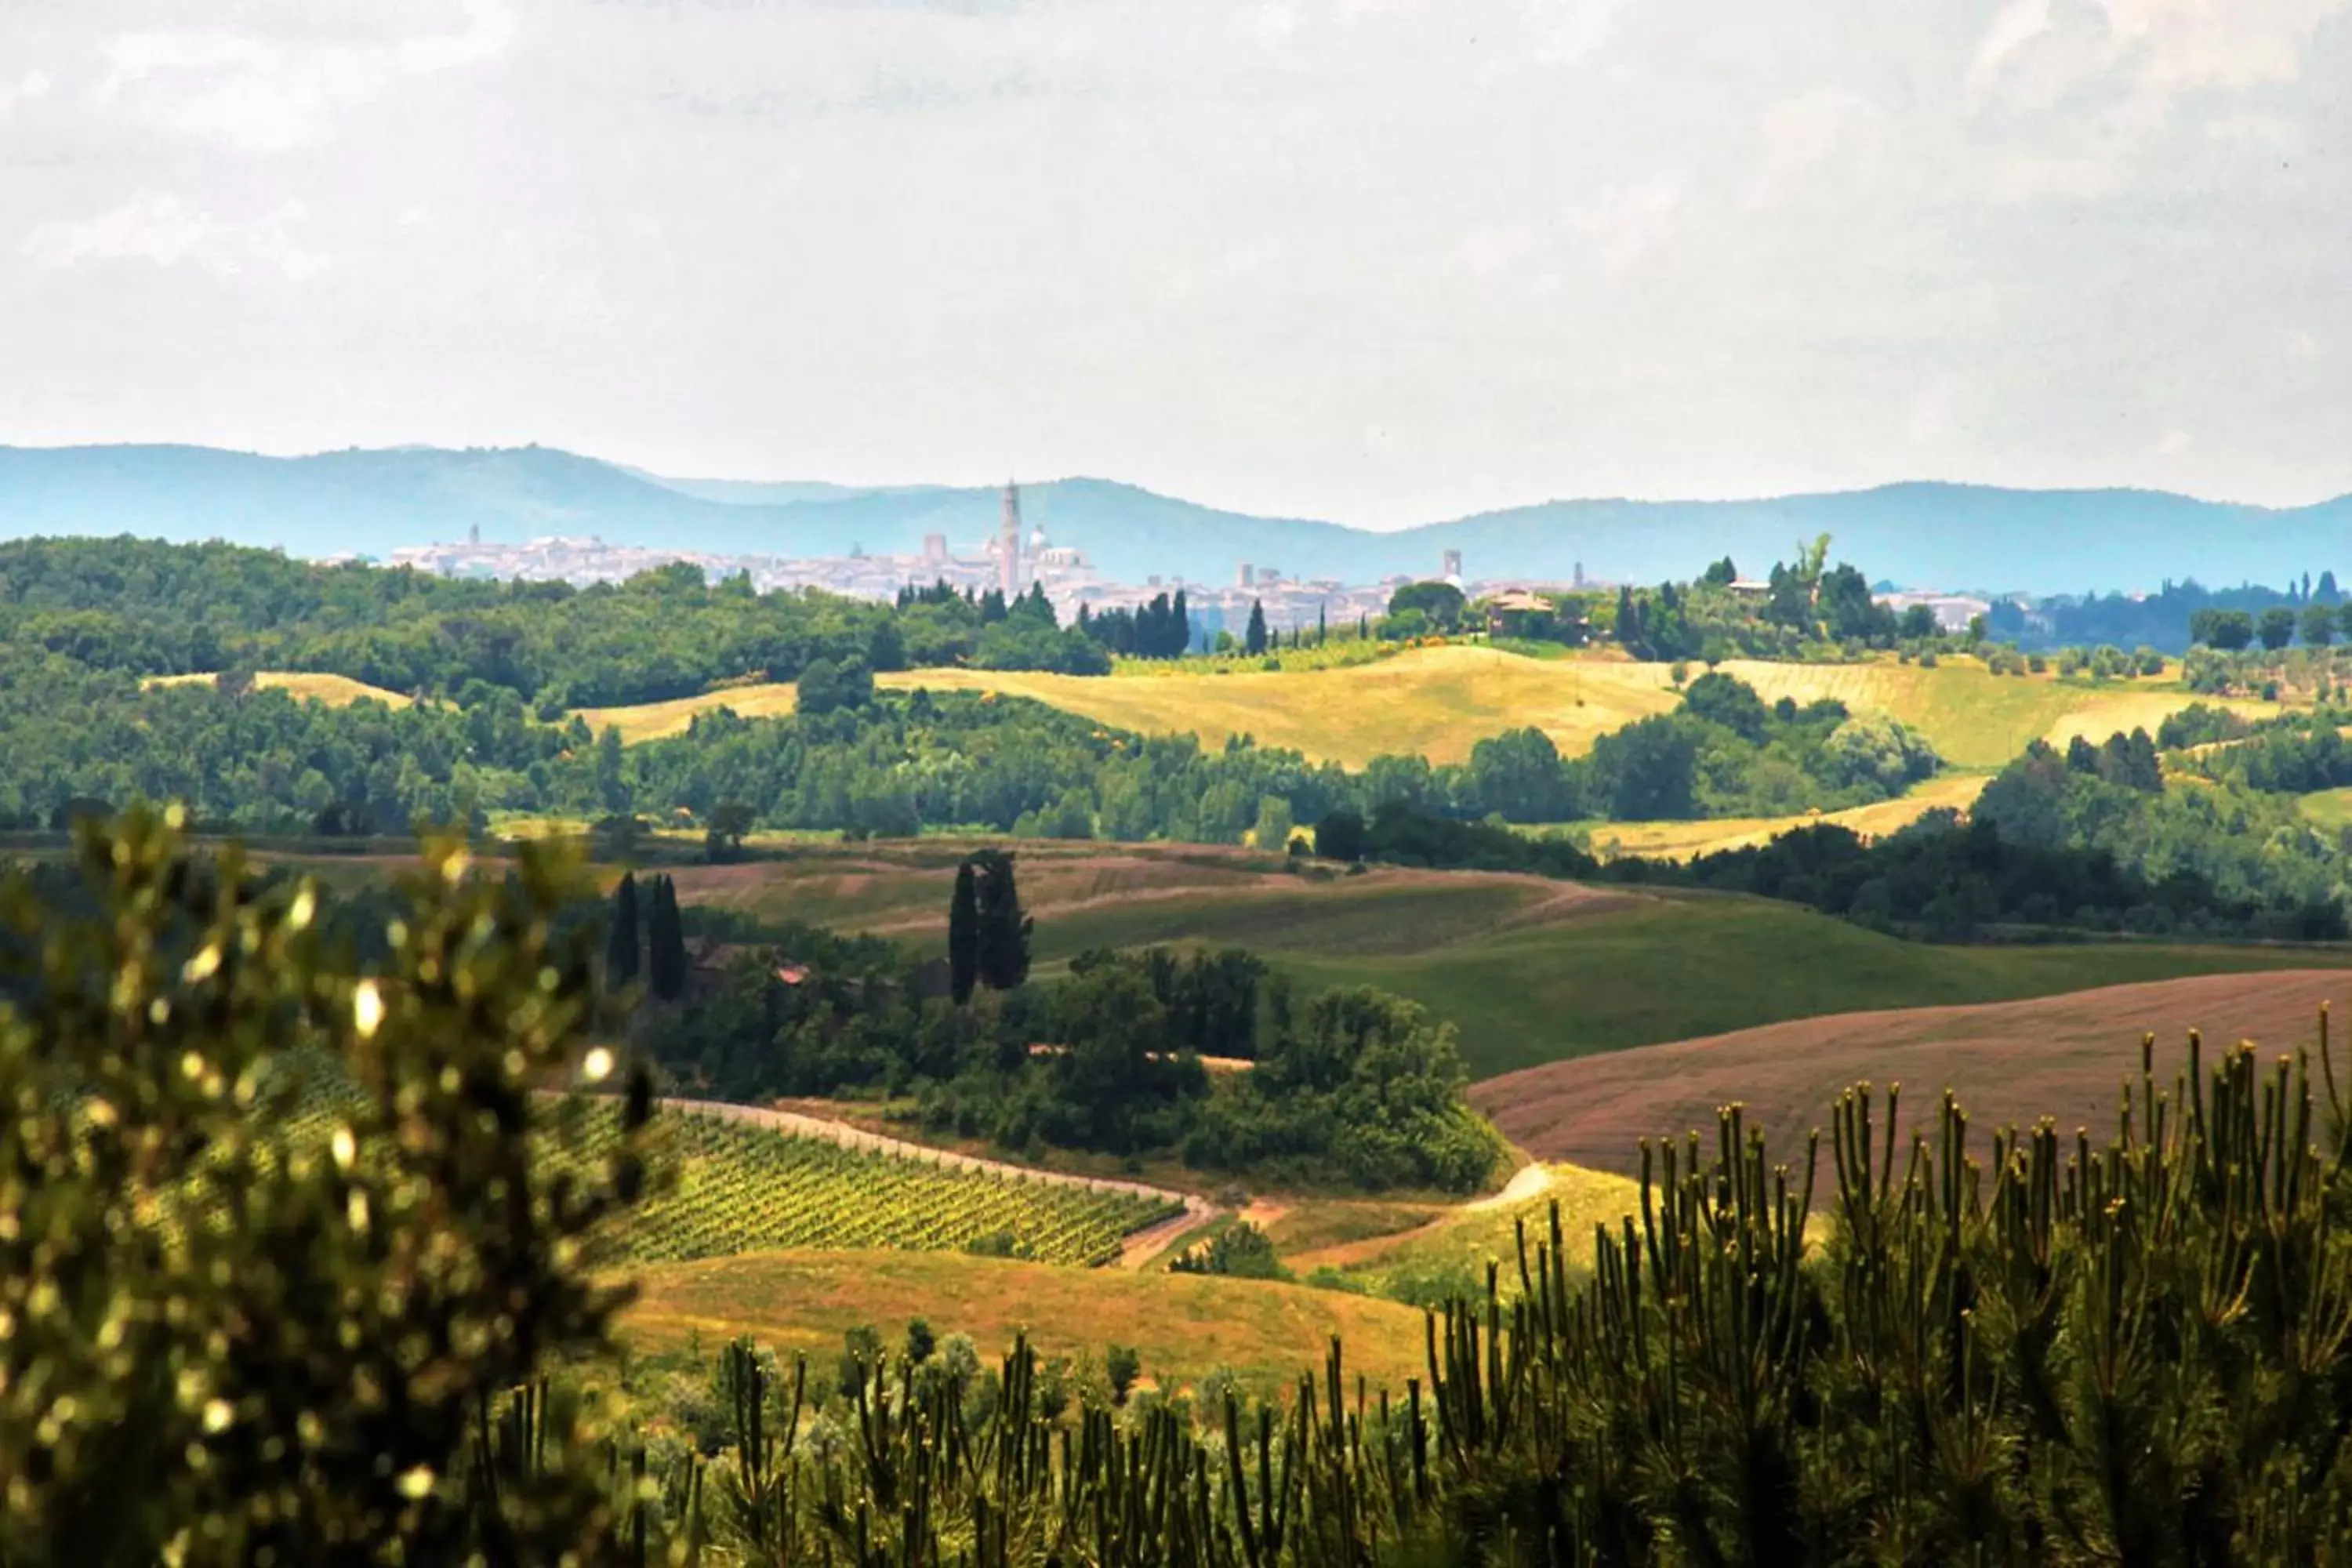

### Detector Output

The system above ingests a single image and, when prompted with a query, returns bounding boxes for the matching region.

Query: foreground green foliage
[9,809,2352,1563]
[0,811,657,1565]
[570,1020,2352,1566]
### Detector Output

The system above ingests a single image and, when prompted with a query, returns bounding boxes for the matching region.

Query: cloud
[1567,176,1685,274]
[2096,0,2345,93]
[95,0,517,153]
[2158,427,2193,456]
[1248,3,1299,46]
[1969,0,2345,110]
[1744,89,1885,208]
[23,196,330,281]
[1969,0,2053,89]
[1523,0,1633,64]
[0,70,52,114]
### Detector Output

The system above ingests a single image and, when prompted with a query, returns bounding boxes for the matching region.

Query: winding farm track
[644,1094,1218,1269]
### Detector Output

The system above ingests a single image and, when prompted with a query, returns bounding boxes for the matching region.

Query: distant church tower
[999,480,1023,597]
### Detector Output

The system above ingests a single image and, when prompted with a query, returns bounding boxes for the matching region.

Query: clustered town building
[384,483,1988,644]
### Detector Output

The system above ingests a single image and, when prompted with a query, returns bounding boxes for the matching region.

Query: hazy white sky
[1,0,2345,525]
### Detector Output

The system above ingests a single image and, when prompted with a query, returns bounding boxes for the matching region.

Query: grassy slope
[666,844,2352,1080]
[142,670,414,707]
[621,1248,1431,1393]
[1283,1165,1642,1291]
[578,681,800,743]
[1471,969,2351,1180]
[2300,789,2352,833]
[565,647,2280,769]
[877,648,1679,767]
[1580,771,1991,860]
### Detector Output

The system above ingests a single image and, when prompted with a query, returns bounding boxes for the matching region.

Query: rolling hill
[663,843,2352,1080]
[568,644,2278,770]
[1468,970,2349,1180]
[6,443,2350,593]
[884,647,2279,771]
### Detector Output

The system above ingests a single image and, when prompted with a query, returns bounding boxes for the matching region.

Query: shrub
[1105,1344,1142,1406]
[1167,1221,1287,1280]
[0,809,655,1563]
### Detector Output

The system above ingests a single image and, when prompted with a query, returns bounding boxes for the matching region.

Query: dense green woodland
[13,815,2352,1564]
[3,535,2348,940]
[648,893,1501,1192]
[1329,721,2352,940]
[0,532,1973,708]
[0,635,1943,840]
[4,642,2344,936]
[0,535,1057,706]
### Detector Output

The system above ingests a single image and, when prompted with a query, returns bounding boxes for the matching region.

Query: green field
[2299,788,2352,833]
[1264,1163,1645,1301]
[666,844,2352,1080]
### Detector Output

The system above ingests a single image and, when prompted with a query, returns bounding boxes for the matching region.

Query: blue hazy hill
[2,444,2346,594]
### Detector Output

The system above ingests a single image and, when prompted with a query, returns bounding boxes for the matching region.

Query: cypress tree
[973,850,1032,992]
[948,860,980,1004]
[1245,600,1268,656]
[647,874,688,1001]
[604,871,641,991]
[1318,604,1327,645]
[1169,590,1190,656]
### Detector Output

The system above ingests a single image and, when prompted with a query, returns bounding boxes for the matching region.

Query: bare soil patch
[1472,970,2350,1183]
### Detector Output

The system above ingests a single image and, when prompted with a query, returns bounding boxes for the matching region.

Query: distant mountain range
[2,443,2348,597]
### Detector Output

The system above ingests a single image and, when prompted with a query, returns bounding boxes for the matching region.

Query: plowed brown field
[1471,970,2349,1178]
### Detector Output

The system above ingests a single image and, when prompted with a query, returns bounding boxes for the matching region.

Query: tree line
[1305,728,2350,941]
[0,646,1939,840]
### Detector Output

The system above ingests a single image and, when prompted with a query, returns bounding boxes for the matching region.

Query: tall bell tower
[998,480,1023,597]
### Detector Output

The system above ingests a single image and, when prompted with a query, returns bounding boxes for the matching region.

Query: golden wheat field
[564,647,2281,771]
[621,1247,1432,1393]
[141,670,415,707]
[1581,771,1992,859]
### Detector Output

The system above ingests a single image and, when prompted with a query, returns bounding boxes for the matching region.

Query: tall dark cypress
[604,871,641,991]
[647,875,688,1001]
[973,850,1032,992]
[1245,600,1268,656]
[948,860,980,1004]
[1169,590,1190,657]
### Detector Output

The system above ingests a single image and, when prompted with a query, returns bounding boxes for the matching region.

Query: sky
[0,0,2346,528]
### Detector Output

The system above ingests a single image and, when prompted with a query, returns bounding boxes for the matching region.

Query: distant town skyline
[4,2,2347,526]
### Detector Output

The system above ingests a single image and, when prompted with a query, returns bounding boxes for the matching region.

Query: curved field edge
[833,648,2279,771]
[1279,1163,1642,1291]
[664,844,2352,1080]
[1577,771,1991,861]
[1471,969,2350,1182]
[618,1248,1432,1395]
